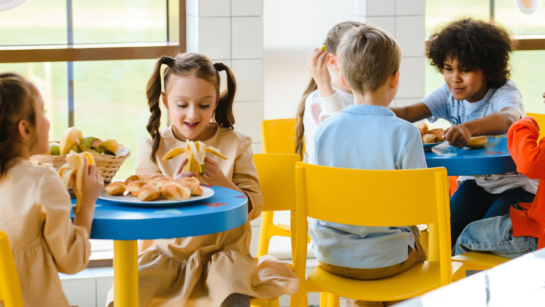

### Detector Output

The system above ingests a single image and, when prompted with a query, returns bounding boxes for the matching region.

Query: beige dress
[107,125,298,307]
[0,158,91,307]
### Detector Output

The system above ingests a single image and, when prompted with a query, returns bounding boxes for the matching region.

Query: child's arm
[390,103,433,123]
[445,107,521,148]
[508,116,545,179]
[202,137,263,219]
[39,168,96,274]
[73,160,103,235]
[308,48,344,121]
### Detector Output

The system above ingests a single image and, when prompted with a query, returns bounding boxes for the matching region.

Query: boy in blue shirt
[310,25,427,307]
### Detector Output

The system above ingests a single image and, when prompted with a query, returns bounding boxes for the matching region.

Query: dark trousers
[450,180,535,248]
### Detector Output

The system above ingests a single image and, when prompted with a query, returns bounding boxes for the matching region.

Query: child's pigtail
[146,56,175,162]
[213,62,236,129]
[295,78,317,158]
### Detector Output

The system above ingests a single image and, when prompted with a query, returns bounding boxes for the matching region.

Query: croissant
[418,123,428,137]
[106,181,126,196]
[147,177,175,189]
[161,183,191,200]
[429,128,444,142]
[422,134,437,144]
[138,185,161,201]
[126,181,147,197]
[124,175,142,185]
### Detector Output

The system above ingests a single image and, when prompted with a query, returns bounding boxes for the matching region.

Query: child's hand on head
[79,157,104,212]
[308,48,334,97]
[202,157,230,187]
[173,158,198,181]
[444,124,472,149]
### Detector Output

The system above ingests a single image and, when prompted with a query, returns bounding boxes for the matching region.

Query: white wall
[263,0,354,120]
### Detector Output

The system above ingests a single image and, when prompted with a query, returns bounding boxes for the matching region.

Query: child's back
[312,106,425,268]
[0,160,90,306]
[309,27,427,306]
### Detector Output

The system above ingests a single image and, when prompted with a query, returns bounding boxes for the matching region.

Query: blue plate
[423,141,445,152]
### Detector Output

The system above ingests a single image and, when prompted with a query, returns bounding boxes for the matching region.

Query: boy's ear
[391,70,400,90]
[340,74,351,90]
[161,92,169,110]
[17,120,32,143]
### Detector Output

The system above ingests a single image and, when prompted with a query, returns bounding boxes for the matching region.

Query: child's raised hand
[444,124,472,149]
[202,157,230,187]
[173,158,197,181]
[79,157,103,212]
[308,48,334,97]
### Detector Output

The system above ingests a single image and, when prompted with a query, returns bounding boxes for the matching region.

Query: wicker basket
[29,146,131,183]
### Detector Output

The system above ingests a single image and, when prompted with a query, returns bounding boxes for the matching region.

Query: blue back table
[425,137,516,176]
[71,186,248,307]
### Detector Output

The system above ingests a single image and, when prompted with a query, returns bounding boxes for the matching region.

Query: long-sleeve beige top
[106,125,298,307]
[0,158,91,307]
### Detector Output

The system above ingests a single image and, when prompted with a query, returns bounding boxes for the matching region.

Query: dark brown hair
[295,21,364,158]
[0,72,39,181]
[427,18,514,89]
[146,53,237,162]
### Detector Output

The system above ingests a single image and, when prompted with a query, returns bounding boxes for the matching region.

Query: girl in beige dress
[106,54,299,307]
[0,73,104,307]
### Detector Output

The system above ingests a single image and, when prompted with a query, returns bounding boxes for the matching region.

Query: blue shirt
[310,105,427,269]
[421,80,525,127]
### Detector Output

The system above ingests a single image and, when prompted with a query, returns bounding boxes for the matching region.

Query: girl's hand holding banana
[202,157,230,187]
[173,158,198,181]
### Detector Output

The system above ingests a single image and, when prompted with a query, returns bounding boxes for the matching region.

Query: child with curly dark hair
[390,18,536,247]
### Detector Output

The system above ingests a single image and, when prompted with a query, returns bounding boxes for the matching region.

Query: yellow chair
[290,163,466,307]
[257,119,310,258]
[261,118,297,154]
[452,252,510,270]
[0,231,24,307]
[250,153,301,307]
[527,112,545,141]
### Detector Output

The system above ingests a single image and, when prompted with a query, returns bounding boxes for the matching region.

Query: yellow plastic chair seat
[309,261,466,302]
[452,251,510,271]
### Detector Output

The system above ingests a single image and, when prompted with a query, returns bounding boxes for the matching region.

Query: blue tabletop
[70,186,248,240]
[425,137,517,176]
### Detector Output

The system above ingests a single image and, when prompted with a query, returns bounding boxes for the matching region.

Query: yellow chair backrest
[261,119,297,154]
[254,154,300,212]
[0,231,24,307]
[294,163,453,285]
[527,113,545,141]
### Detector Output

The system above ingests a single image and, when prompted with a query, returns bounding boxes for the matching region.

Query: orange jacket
[507,117,545,249]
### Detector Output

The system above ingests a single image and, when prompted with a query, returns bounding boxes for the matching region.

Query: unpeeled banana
[162,141,227,180]
[58,151,96,214]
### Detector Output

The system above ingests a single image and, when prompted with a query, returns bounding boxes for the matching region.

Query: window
[425,0,545,114]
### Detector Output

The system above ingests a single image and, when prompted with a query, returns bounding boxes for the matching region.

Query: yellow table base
[114,240,139,307]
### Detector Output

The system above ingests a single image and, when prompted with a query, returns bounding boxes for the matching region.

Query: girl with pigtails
[106,53,298,307]
[295,21,364,162]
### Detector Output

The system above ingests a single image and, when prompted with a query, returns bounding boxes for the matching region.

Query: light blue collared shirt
[310,105,427,269]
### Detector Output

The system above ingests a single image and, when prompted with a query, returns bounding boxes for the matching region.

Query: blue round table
[71,186,248,307]
[425,137,517,176]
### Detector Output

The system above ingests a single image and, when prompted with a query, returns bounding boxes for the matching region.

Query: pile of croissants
[105,174,203,202]
[418,123,445,144]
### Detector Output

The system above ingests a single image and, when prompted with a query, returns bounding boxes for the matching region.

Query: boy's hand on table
[444,124,472,149]
[308,48,335,97]
[173,158,197,181]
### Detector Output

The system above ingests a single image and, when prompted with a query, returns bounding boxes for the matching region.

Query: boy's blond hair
[337,25,401,94]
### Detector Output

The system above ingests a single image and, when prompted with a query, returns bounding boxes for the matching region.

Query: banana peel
[58,151,96,215]
[162,141,227,179]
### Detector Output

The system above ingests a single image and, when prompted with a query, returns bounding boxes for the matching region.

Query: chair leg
[327,293,339,307]
[290,292,308,307]
[270,298,280,307]
[320,292,328,306]
[257,211,275,257]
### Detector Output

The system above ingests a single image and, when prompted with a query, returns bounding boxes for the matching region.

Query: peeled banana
[58,151,96,214]
[162,141,227,179]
